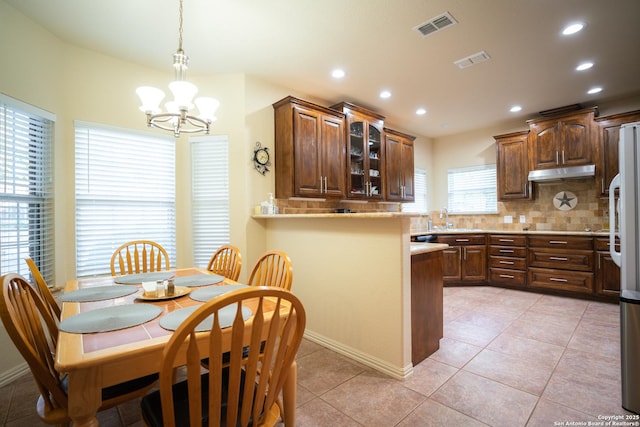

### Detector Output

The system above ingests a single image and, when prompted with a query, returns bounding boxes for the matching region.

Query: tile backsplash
[411,178,610,234]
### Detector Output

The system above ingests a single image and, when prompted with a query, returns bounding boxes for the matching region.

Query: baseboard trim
[303,330,413,380]
[0,362,29,388]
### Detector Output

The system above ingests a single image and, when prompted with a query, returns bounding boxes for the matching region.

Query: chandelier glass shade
[136,0,219,137]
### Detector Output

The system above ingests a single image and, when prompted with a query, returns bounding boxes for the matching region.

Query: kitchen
[2,0,640,425]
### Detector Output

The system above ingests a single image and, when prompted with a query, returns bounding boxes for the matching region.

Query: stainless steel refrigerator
[609,121,640,414]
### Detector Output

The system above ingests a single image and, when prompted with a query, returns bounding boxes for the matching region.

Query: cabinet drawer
[528,268,594,294]
[489,235,526,246]
[594,237,620,252]
[528,235,593,250]
[437,234,486,245]
[490,256,527,270]
[489,246,527,258]
[528,248,593,271]
[490,268,526,286]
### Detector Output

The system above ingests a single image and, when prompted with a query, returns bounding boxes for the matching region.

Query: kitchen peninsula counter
[253,212,445,379]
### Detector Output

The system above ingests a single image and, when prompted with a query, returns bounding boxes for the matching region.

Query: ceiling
[6,0,640,138]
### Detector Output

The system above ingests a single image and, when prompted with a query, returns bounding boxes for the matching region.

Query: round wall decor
[553,191,578,210]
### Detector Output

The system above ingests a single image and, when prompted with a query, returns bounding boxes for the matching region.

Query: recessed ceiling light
[510,105,522,113]
[576,62,593,71]
[331,68,346,79]
[379,90,391,99]
[416,108,427,115]
[588,87,603,94]
[562,22,584,35]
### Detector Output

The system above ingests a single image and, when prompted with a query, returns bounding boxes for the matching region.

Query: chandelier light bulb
[195,97,220,122]
[136,86,165,113]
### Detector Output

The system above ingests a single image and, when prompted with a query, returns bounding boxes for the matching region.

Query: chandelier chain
[177,0,184,53]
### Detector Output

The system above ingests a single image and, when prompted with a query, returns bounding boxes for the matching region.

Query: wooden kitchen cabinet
[489,234,527,287]
[595,110,640,198]
[494,131,531,200]
[527,235,594,295]
[331,102,385,200]
[411,249,443,365]
[274,96,346,198]
[436,234,487,284]
[594,237,621,298]
[527,107,597,171]
[384,128,415,202]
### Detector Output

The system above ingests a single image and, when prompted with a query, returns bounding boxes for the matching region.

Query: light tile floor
[0,286,632,426]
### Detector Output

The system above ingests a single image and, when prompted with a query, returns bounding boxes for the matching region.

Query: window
[75,122,175,277]
[0,94,55,285]
[191,135,230,267]
[447,164,497,214]
[402,168,428,213]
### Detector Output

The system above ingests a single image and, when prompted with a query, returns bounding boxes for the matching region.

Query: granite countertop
[411,229,614,237]
[253,212,418,219]
[410,242,449,255]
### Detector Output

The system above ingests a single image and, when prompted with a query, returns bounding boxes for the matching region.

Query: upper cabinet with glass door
[331,102,385,200]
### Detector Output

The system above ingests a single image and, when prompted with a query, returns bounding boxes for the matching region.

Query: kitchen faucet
[440,207,451,229]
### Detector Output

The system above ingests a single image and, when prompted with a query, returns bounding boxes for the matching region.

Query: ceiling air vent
[454,50,491,69]
[414,12,457,37]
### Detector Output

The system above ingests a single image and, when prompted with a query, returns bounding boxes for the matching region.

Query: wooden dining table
[55,267,297,427]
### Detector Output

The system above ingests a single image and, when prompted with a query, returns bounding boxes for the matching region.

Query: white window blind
[75,122,176,277]
[0,95,55,285]
[191,135,230,267]
[448,164,497,214]
[402,168,428,213]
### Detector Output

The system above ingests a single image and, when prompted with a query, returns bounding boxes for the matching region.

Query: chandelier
[136,0,219,137]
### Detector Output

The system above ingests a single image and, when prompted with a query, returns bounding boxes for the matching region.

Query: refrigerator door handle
[609,173,621,267]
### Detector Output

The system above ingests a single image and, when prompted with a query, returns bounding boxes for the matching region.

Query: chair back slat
[110,240,170,276]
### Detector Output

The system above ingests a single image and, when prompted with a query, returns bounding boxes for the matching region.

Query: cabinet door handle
[324,176,328,193]
[456,239,470,242]
[499,249,514,253]
[463,247,467,260]
[500,274,515,279]
[556,151,559,165]
[499,239,514,242]
[549,277,568,283]
[601,178,605,193]
[549,240,567,245]
[320,175,324,193]
[499,260,515,265]
[562,150,565,164]
[549,256,568,261]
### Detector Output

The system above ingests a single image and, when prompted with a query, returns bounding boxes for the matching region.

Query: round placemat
[190,284,250,302]
[159,305,252,332]
[173,273,225,287]
[59,304,163,334]
[114,272,175,285]
[59,285,138,302]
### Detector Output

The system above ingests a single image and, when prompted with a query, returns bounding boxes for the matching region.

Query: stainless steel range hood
[527,164,596,182]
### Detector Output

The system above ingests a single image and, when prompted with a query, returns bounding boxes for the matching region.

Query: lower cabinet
[437,235,487,284]
[411,250,443,365]
[489,234,527,287]
[595,237,621,297]
[527,235,594,295]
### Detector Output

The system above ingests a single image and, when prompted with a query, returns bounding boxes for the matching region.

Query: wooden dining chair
[24,257,61,321]
[206,244,242,281]
[0,273,158,426]
[247,250,293,291]
[140,286,306,427]
[110,240,170,276]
